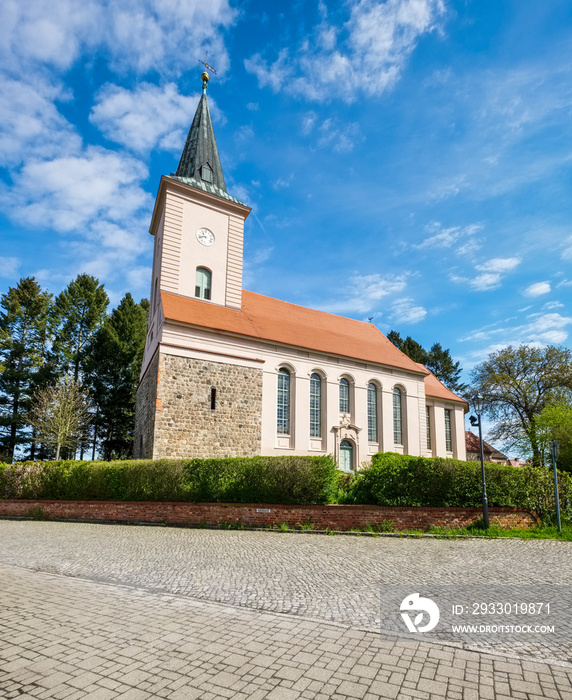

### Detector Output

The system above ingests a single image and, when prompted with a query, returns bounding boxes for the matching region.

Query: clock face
[196,228,215,246]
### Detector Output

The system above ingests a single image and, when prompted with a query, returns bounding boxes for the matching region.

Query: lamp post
[469,392,489,528]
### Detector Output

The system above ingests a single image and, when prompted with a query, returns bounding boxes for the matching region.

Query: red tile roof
[413,363,468,406]
[465,431,508,460]
[161,290,466,403]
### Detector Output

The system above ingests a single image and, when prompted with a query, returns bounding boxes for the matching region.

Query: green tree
[471,345,572,467]
[86,294,148,460]
[426,343,469,397]
[27,377,92,460]
[387,331,428,364]
[0,278,54,461]
[388,331,467,395]
[53,274,109,381]
[536,400,572,473]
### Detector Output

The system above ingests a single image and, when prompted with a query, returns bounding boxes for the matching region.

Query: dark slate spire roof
[175,79,227,194]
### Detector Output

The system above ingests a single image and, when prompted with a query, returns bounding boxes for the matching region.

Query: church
[134,71,468,469]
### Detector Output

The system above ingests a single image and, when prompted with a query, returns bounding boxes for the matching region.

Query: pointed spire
[175,71,227,193]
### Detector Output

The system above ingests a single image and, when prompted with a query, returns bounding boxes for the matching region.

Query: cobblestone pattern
[153,353,263,458]
[0,520,570,665]
[0,501,539,530]
[1,564,571,700]
[133,350,159,459]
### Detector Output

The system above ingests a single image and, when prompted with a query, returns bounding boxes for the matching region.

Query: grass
[424,523,572,541]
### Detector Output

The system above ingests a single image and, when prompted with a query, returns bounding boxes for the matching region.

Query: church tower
[134,72,259,460]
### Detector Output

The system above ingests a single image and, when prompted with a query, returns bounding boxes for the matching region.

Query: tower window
[195,267,211,300]
[339,378,349,413]
[210,387,216,410]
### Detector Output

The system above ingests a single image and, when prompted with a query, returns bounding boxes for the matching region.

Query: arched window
[310,373,321,438]
[426,406,432,450]
[277,368,290,434]
[445,409,452,452]
[339,378,349,413]
[367,383,378,442]
[393,387,403,445]
[195,267,211,300]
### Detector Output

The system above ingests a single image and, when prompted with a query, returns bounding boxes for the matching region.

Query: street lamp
[469,392,489,528]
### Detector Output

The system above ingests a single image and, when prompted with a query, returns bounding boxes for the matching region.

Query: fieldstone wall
[133,350,160,459]
[152,353,263,458]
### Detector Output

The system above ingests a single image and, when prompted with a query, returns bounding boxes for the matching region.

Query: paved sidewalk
[0,520,571,699]
[1,565,571,700]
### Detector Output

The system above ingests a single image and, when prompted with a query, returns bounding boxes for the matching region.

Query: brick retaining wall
[0,500,539,530]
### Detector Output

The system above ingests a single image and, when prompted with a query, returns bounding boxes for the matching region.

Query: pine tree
[86,294,148,460]
[426,343,469,397]
[387,331,428,364]
[0,278,54,461]
[387,330,467,396]
[53,274,109,382]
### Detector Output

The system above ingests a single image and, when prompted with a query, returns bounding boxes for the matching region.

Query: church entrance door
[340,440,354,471]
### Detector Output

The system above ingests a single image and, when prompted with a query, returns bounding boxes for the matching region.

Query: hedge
[340,452,572,523]
[0,455,339,505]
[1,453,570,523]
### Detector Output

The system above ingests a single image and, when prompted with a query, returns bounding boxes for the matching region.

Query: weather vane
[199,54,217,92]
[199,53,217,75]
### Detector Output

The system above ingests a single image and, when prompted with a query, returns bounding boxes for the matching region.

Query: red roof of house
[465,431,508,459]
[161,290,466,404]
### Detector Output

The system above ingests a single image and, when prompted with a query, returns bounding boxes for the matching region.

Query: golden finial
[199,57,217,93]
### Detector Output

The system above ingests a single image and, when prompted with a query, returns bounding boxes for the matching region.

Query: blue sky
[1,0,571,393]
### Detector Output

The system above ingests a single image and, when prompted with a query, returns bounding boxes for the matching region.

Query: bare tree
[28,377,92,460]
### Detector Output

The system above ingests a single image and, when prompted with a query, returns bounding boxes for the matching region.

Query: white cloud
[301,113,364,153]
[0,257,21,278]
[1,147,151,232]
[466,257,521,291]
[301,112,318,136]
[523,281,551,297]
[2,0,236,77]
[91,83,209,154]
[391,298,427,324]
[318,272,409,314]
[460,312,572,350]
[272,176,293,190]
[470,272,503,291]
[317,119,363,153]
[0,75,80,166]
[477,257,521,273]
[561,236,572,261]
[245,0,446,102]
[415,221,483,250]
[251,247,274,264]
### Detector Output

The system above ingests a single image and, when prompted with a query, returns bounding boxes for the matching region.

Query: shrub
[0,455,338,505]
[183,455,338,505]
[342,452,572,523]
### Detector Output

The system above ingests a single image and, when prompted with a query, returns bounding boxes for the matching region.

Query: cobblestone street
[1,520,571,699]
